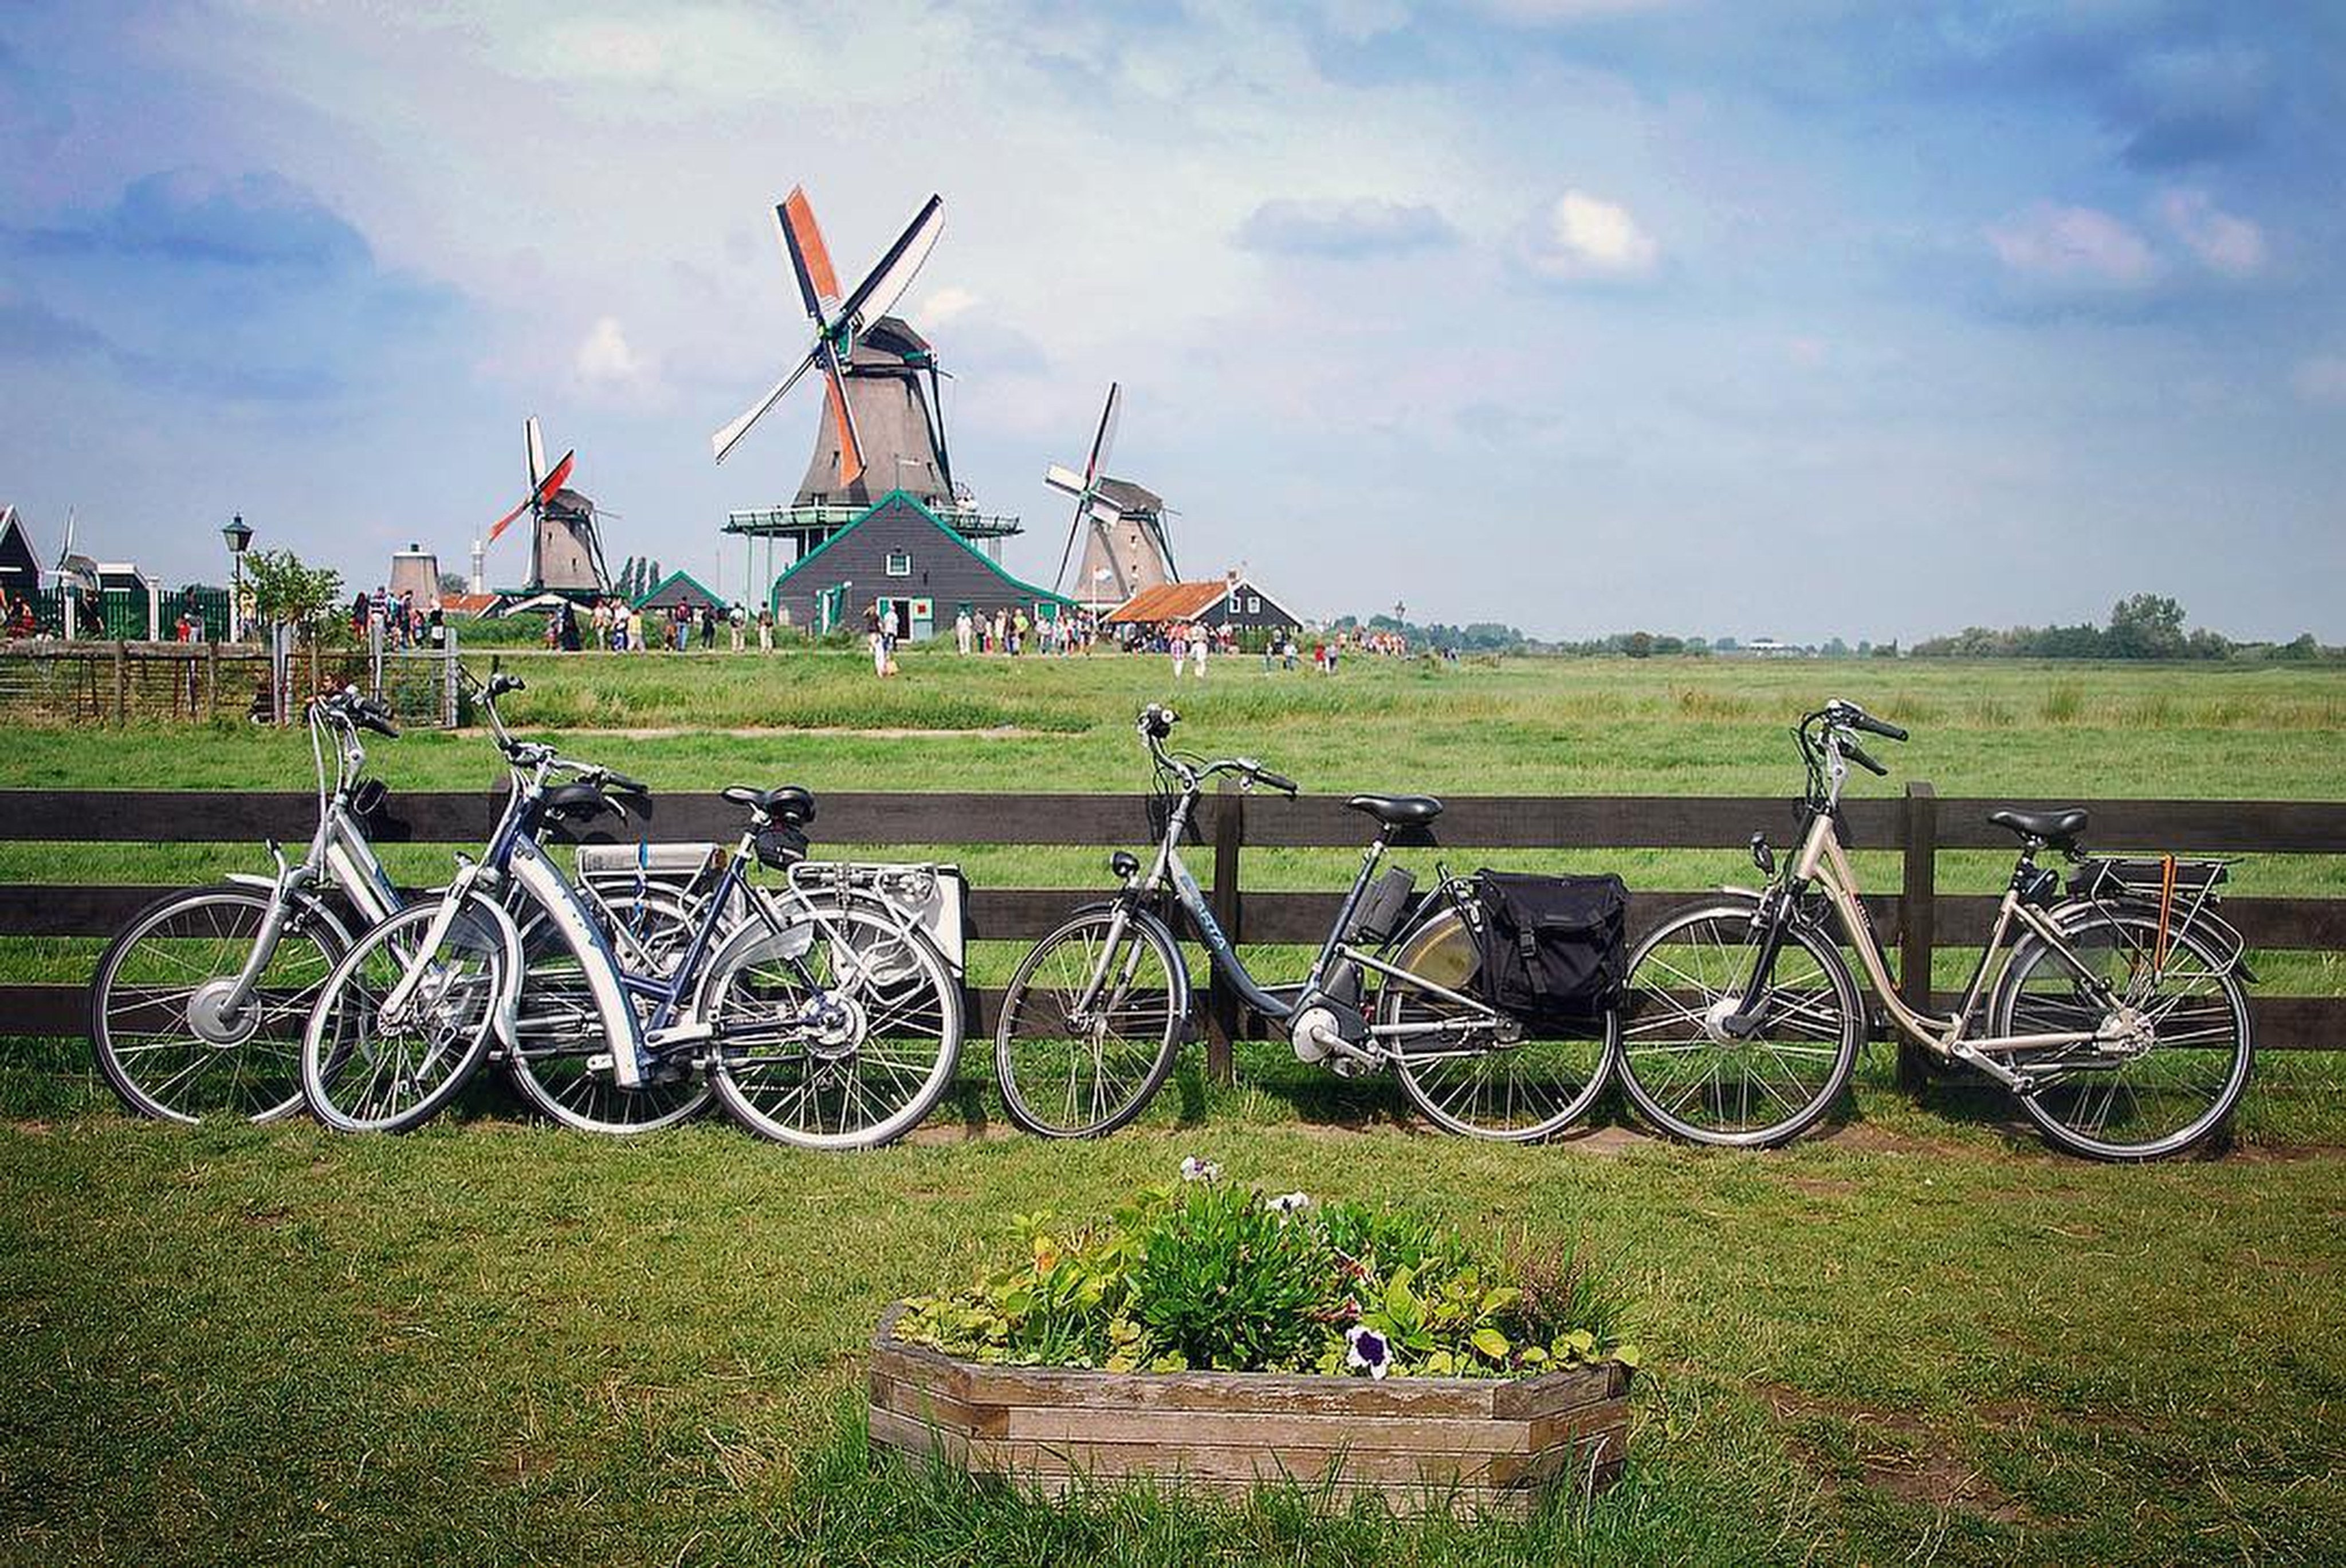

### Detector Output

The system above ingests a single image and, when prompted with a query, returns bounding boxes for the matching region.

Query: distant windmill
[711,187,955,508]
[1046,383,1177,608]
[486,417,610,594]
[53,509,99,595]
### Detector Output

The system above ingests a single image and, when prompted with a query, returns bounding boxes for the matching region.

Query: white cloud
[1524,190,1659,280]
[1985,203,2159,289]
[914,286,979,331]
[574,315,654,396]
[2292,355,2346,404]
[2158,189,2266,278]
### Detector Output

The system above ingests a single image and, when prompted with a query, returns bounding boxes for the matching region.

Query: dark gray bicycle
[992,705,1617,1141]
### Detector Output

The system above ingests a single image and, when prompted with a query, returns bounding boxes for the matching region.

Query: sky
[1,0,2341,644]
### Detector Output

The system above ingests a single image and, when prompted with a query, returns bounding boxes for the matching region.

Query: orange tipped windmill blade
[711,186,947,485]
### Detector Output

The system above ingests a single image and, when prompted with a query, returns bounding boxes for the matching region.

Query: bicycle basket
[1471,870,1628,1027]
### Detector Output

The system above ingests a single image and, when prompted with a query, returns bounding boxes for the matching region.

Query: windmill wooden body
[1048,383,1177,610]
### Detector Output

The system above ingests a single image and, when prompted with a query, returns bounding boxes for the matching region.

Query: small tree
[2106,594,2189,659]
[243,548,345,645]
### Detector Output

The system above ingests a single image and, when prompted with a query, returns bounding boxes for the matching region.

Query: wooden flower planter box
[867,1306,1633,1517]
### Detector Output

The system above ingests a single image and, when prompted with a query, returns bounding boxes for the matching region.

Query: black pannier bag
[1472,870,1629,1026]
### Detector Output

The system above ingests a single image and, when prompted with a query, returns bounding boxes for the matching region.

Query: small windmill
[1047,383,1177,608]
[485,417,610,594]
[712,187,948,500]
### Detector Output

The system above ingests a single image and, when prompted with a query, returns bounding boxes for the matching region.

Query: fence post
[1206,776,1245,1084]
[206,638,219,720]
[1898,780,1938,1093]
[443,626,460,728]
[112,640,128,725]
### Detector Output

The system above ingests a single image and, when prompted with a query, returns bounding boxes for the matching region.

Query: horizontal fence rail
[2,786,2341,1072]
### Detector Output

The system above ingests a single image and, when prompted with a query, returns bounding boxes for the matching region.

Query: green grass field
[3,651,2343,1565]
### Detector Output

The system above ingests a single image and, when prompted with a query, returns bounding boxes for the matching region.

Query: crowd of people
[352,589,445,651]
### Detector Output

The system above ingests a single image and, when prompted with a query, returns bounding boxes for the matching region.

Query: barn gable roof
[1105,575,1303,628]
[635,569,726,611]
[771,489,1072,607]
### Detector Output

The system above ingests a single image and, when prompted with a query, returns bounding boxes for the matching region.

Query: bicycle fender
[462,892,527,1051]
[220,875,359,953]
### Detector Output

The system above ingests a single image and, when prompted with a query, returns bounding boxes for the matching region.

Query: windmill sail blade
[525,416,548,493]
[836,194,944,333]
[820,345,866,488]
[488,495,532,542]
[1043,463,1088,497]
[1084,382,1121,487]
[1052,506,1086,596]
[711,349,819,463]
[776,187,843,323]
[537,451,576,504]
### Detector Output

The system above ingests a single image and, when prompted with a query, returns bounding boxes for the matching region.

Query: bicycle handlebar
[1845,740,1889,776]
[1249,765,1300,796]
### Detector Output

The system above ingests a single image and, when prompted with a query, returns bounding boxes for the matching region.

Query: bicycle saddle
[723,784,817,825]
[1988,807,2087,847]
[1346,794,1444,828]
[543,782,621,820]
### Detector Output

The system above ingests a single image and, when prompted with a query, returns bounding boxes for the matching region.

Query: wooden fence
[0,640,459,728]
[3,785,2341,1079]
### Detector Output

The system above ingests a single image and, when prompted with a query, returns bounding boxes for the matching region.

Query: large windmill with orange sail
[715,187,1021,592]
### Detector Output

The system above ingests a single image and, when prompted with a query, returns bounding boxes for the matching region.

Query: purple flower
[1345,1325,1391,1380]
[1179,1156,1222,1184]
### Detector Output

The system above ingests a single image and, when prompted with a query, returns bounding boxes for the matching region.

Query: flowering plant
[895,1161,1638,1380]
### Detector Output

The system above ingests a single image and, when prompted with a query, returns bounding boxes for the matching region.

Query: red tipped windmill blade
[711,187,946,484]
[489,416,575,544]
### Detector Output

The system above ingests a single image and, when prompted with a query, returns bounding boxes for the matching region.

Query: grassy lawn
[3,652,2342,1564]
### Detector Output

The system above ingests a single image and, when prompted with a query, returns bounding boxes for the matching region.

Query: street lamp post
[221,513,254,642]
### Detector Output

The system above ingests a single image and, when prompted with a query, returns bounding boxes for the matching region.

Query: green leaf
[1471,1326,1511,1361]
[1385,1269,1421,1327]
[1610,1343,1641,1369]
[1479,1287,1520,1317]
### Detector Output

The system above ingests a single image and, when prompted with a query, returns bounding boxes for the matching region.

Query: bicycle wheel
[996,909,1184,1138]
[1614,903,1862,1147]
[301,898,506,1134]
[89,884,343,1125]
[1384,906,1613,1141]
[1993,907,2253,1160]
[705,903,962,1149]
[506,893,713,1134]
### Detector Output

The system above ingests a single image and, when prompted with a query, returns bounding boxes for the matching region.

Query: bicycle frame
[1745,721,2141,1090]
[1062,735,1506,1066]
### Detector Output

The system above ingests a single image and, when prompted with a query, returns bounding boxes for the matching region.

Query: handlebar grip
[606,771,650,795]
[1254,768,1299,796]
[363,713,401,739]
[1854,712,1908,742]
[1846,740,1890,777]
[488,673,525,697]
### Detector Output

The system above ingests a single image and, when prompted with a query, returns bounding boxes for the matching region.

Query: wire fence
[0,633,461,728]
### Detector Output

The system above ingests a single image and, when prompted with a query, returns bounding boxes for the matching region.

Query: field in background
[4,652,2343,1565]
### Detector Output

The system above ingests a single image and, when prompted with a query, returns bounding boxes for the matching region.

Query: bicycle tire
[705,903,962,1149]
[89,883,344,1125]
[1384,905,1615,1141]
[1613,902,1863,1147]
[301,897,506,1134]
[996,909,1185,1138]
[506,894,713,1134]
[1992,905,2254,1160]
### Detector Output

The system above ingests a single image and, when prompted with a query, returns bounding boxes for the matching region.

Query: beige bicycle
[1614,701,2255,1159]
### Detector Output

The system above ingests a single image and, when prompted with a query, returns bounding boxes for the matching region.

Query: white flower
[1178,1156,1222,1184]
[1269,1191,1311,1216]
[1345,1325,1391,1380]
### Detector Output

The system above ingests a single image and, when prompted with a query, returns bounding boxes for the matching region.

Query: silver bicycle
[87,688,407,1123]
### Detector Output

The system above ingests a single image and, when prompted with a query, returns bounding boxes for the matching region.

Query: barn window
[885,552,912,577]
[1247,596,1261,612]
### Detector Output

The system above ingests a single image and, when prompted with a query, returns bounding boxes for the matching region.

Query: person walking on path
[1169,624,1189,679]
[757,606,773,653]
[1191,624,1208,678]
[954,606,973,655]
[864,601,890,678]
[729,604,746,653]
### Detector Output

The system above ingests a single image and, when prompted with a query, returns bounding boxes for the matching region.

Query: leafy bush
[896,1166,1638,1380]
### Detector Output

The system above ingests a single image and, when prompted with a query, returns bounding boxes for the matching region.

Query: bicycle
[300,674,963,1147]
[992,705,1617,1140]
[87,687,407,1123]
[1614,699,2257,1158]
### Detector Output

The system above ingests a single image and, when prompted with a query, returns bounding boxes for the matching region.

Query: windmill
[485,417,610,595]
[712,187,958,510]
[1046,383,1177,609]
